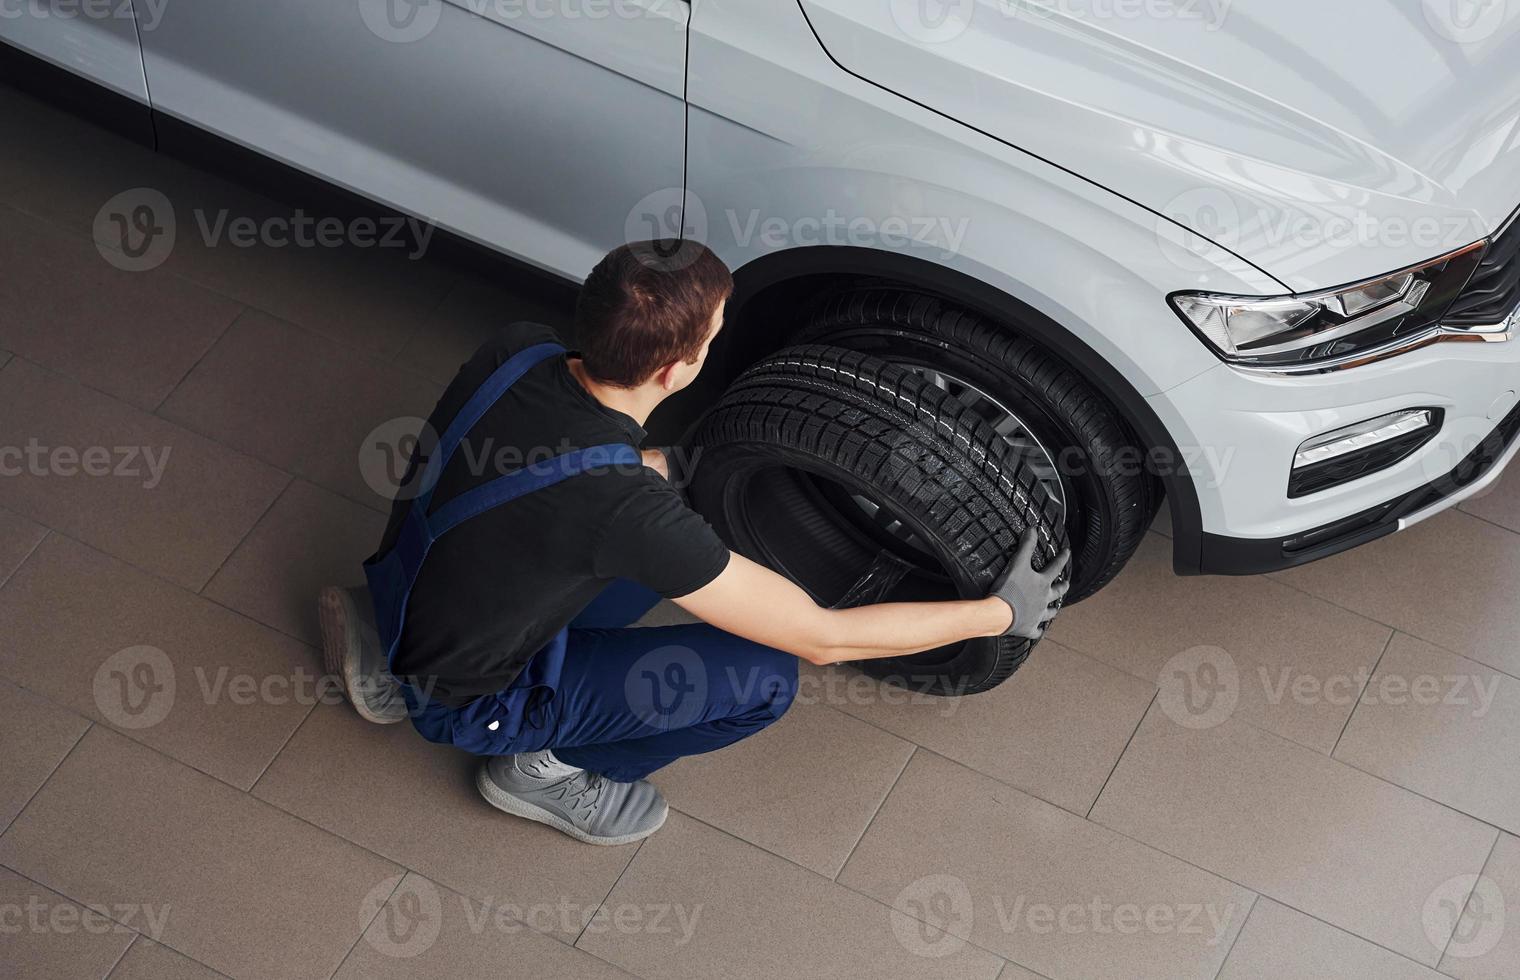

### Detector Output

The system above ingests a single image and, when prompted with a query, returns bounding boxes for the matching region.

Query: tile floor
[2,87,1519,980]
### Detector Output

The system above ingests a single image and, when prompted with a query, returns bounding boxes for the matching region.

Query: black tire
[798,288,1158,601]
[688,344,1067,696]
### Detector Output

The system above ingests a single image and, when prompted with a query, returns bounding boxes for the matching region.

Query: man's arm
[673,551,1015,666]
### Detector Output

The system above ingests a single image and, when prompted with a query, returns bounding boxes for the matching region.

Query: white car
[6,0,1520,689]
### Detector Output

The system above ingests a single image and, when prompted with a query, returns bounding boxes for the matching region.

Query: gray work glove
[990,528,1071,641]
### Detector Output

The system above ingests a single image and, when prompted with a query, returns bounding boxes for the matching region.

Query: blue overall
[364,341,797,782]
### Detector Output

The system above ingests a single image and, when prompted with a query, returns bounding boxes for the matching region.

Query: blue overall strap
[413,341,565,512]
[428,443,639,537]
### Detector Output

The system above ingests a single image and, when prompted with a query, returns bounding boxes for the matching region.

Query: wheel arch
[651,245,1206,575]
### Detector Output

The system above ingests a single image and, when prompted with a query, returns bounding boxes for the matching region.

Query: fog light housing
[1289,409,1442,498]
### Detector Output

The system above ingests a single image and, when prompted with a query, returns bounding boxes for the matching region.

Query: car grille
[1445,209,1520,328]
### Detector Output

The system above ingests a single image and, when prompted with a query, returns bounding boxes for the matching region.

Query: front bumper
[1196,395,1520,574]
[1151,318,1520,575]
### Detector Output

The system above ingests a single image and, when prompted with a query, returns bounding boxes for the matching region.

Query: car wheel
[798,287,1158,602]
[688,344,1067,696]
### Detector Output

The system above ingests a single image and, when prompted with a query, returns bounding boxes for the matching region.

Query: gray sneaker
[318,585,408,724]
[476,751,668,845]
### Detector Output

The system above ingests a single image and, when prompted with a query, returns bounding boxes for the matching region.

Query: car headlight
[1169,242,1487,368]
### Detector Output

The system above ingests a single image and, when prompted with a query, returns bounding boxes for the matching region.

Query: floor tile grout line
[324,868,407,980]
[0,716,92,840]
[806,666,1126,820]
[571,836,646,948]
[1450,505,1520,538]
[3,197,454,371]
[665,798,1020,969]
[1329,629,1395,759]
[831,742,915,883]
[101,932,139,980]
[0,526,51,596]
[246,697,322,792]
[388,275,464,368]
[148,304,252,417]
[1085,689,1156,820]
[1437,831,1505,967]
[1206,892,1259,980]
[195,473,297,598]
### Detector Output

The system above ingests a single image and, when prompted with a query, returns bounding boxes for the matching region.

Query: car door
[0,0,152,104]
[134,0,690,279]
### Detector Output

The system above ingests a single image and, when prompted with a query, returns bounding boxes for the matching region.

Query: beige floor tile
[578,810,1004,980]
[251,703,633,941]
[1460,455,1520,533]
[108,939,226,980]
[0,357,289,590]
[0,866,136,980]
[1218,899,1445,980]
[995,965,1047,980]
[0,679,89,832]
[202,480,387,645]
[0,535,321,790]
[1272,510,1520,677]
[0,209,241,410]
[334,872,635,980]
[158,311,442,513]
[1088,706,1497,964]
[1440,833,1520,979]
[0,506,47,586]
[0,92,455,359]
[657,701,914,876]
[816,640,1154,814]
[1334,633,1520,833]
[1048,534,1391,753]
[839,751,1252,980]
[0,727,400,980]
[395,275,575,386]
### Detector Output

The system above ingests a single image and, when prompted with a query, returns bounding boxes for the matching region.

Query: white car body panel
[131,0,687,279]
[684,0,1277,396]
[798,0,1520,292]
[7,0,1520,558]
[0,0,150,103]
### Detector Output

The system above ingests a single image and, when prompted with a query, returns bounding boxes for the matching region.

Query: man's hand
[640,448,671,481]
[990,529,1071,641]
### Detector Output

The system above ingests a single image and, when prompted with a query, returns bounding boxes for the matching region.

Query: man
[319,240,1069,846]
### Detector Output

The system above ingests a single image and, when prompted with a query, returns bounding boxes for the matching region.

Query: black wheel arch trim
[669,245,1208,576]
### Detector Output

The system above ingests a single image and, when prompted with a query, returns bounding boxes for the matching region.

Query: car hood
[798,0,1520,292]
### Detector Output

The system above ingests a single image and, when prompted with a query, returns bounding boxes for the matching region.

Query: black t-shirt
[377,322,730,704]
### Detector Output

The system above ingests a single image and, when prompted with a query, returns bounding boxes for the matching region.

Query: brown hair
[574,240,733,388]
